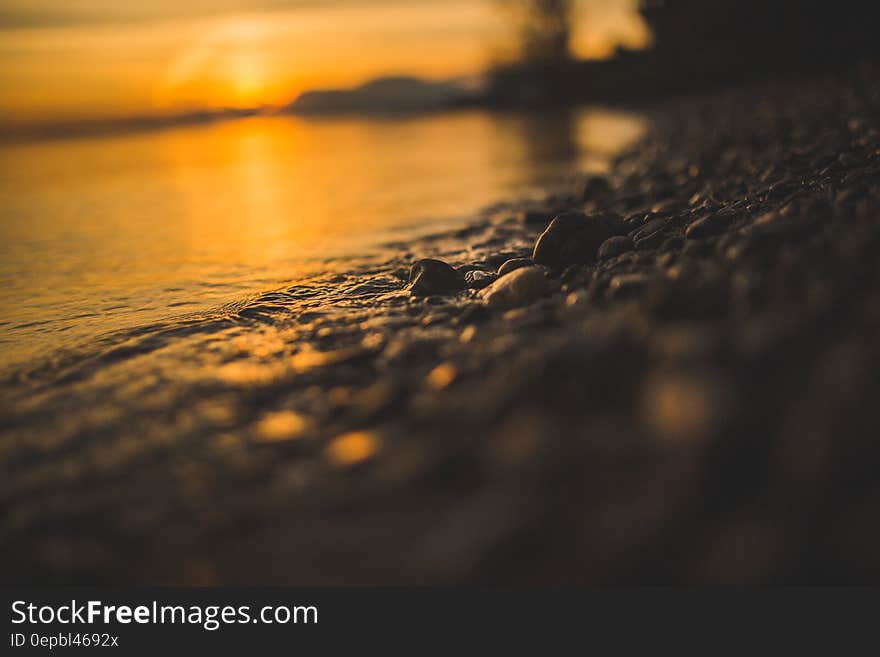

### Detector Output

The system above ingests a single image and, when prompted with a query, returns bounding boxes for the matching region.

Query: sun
[157,15,275,111]
[226,49,267,106]
[218,18,272,106]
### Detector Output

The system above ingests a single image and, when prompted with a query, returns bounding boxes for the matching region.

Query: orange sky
[0,0,651,127]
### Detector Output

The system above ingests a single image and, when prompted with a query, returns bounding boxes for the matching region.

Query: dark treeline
[505,0,574,66]
[490,0,880,105]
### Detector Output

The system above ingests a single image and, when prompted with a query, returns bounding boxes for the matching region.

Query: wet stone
[532,212,623,269]
[597,235,634,261]
[686,210,735,239]
[634,231,670,251]
[497,258,534,277]
[744,209,821,244]
[624,212,648,229]
[681,239,712,256]
[560,264,590,286]
[407,259,467,297]
[607,273,654,300]
[661,236,685,252]
[577,175,613,203]
[631,216,669,246]
[656,252,676,267]
[764,179,801,201]
[640,211,675,225]
[464,270,498,290]
[481,266,548,311]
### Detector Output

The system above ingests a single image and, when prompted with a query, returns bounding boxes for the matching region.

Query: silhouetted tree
[500,0,575,66]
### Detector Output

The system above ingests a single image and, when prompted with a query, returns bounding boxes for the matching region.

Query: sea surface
[0,108,644,372]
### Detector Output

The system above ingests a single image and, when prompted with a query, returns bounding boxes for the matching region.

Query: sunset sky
[0,0,650,127]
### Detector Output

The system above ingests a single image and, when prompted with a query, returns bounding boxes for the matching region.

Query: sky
[0,0,651,128]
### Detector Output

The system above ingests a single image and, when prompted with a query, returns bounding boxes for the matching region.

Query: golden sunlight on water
[0,109,644,369]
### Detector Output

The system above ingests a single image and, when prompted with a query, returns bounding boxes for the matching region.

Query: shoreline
[0,105,644,375]
[2,66,880,584]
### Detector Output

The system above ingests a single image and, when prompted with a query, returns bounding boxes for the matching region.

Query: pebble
[744,210,818,243]
[685,214,721,239]
[481,266,548,311]
[407,259,466,296]
[532,212,622,269]
[497,258,534,277]
[685,207,741,239]
[577,175,612,203]
[630,216,669,244]
[464,270,497,289]
[730,198,826,250]
[661,236,685,252]
[607,273,654,300]
[764,179,801,201]
[597,235,634,260]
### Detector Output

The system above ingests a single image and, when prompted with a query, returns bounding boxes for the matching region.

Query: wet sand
[2,64,880,584]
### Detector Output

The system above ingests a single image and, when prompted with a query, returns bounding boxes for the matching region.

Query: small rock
[407,259,466,296]
[607,273,653,300]
[685,209,737,239]
[630,216,669,245]
[651,198,680,213]
[577,175,612,203]
[744,196,829,243]
[764,179,801,201]
[640,210,675,224]
[597,235,634,260]
[560,265,588,285]
[497,258,534,277]
[681,239,711,256]
[684,215,714,240]
[481,266,548,311]
[744,211,820,244]
[635,233,665,251]
[532,212,622,269]
[661,236,685,252]
[656,252,676,267]
[464,270,497,289]
[623,212,647,228]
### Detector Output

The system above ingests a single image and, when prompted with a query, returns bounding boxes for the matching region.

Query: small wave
[0,265,403,393]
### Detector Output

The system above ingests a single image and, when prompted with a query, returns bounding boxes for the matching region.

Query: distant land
[285,76,481,116]
[1,76,483,142]
[0,107,261,143]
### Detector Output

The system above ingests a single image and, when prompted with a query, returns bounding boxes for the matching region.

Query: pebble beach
[3,64,880,584]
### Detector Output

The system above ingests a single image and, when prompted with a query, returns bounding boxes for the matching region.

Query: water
[0,108,644,371]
